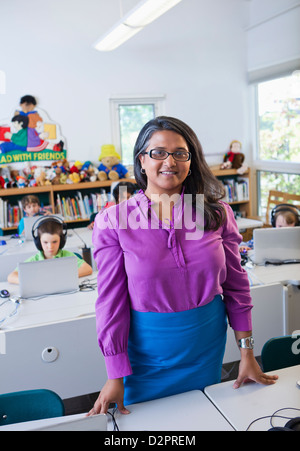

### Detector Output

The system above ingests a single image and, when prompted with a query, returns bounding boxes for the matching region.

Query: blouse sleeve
[92,208,132,379]
[221,203,253,331]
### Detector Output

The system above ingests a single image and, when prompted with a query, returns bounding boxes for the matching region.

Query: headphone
[269,417,300,431]
[270,203,300,227]
[247,408,300,431]
[32,216,67,251]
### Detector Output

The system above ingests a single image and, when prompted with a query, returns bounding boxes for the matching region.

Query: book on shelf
[54,191,104,221]
[0,199,52,229]
[222,177,249,203]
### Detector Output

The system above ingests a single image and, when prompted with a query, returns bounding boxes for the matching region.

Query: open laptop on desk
[250,227,300,265]
[23,214,64,241]
[18,256,79,299]
[23,216,43,240]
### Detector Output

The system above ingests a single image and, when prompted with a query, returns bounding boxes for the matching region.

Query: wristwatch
[239,336,254,349]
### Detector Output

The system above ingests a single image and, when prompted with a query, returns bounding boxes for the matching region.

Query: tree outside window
[256,72,300,216]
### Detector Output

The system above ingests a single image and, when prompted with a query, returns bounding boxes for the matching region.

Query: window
[254,72,300,216]
[110,96,165,170]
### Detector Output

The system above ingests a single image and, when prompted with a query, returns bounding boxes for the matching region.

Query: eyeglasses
[143,149,191,162]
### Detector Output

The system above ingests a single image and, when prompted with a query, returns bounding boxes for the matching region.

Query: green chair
[0,389,64,426]
[261,335,300,372]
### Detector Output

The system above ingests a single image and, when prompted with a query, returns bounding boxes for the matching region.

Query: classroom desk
[223,263,300,363]
[204,365,300,431]
[246,262,300,335]
[0,391,234,431]
[223,282,285,363]
[0,274,107,399]
[108,390,234,431]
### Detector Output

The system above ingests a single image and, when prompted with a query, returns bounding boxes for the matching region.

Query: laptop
[23,214,64,241]
[23,215,43,241]
[18,256,79,299]
[250,227,300,264]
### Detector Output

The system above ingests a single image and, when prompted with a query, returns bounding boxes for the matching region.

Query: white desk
[223,283,285,363]
[0,391,233,431]
[224,263,300,363]
[236,217,263,231]
[107,390,233,431]
[0,274,107,399]
[0,413,106,431]
[246,263,300,335]
[205,365,300,431]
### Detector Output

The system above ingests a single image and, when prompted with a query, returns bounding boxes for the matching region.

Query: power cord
[0,297,22,326]
[246,407,300,431]
[107,406,119,431]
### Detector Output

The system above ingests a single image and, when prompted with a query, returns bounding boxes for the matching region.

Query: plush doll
[68,172,81,184]
[97,145,129,182]
[16,175,26,188]
[81,161,99,182]
[220,140,248,175]
[34,167,47,186]
[0,175,5,189]
[70,160,83,174]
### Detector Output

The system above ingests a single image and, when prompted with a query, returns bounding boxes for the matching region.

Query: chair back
[266,190,300,225]
[261,335,300,372]
[0,389,64,426]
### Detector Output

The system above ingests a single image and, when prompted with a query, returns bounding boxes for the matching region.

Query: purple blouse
[92,191,253,379]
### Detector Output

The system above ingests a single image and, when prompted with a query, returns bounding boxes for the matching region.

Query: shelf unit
[210,165,252,218]
[0,179,135,234]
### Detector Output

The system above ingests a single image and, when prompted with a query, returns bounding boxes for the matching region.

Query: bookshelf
[0,179,135,234]
[210,166,252,218]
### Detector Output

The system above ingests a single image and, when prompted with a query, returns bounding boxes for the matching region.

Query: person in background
[272,204,299,228]
[8,217,92,284]
[239,203,300,254]
[18,194,50,235]
[87,181,137,230]
[88,116,277,417]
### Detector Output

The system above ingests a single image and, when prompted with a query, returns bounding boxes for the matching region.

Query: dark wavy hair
[133,116,226,230]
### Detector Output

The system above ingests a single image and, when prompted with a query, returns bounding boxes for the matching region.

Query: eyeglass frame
[142,149,192,162]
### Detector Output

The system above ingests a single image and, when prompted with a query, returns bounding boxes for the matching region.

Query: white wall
[0,0,252,167]
[247,0,300,71]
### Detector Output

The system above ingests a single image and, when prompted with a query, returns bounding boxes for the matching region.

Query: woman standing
[89,116,277,416]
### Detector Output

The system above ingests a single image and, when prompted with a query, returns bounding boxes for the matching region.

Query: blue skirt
[124,295,227,405]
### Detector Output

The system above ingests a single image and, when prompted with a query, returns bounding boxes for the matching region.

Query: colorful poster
[0,95,66,165]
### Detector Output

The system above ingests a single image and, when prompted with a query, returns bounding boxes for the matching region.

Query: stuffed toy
[0,175,5,188]
[34,167,47,186]
[70,160,83,174]
[97,145,129,181]
[81,161,99,182]
[68,172,81,184]
[220,140,247,175]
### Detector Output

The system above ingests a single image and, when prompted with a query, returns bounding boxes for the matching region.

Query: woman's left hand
[233,350,278,389]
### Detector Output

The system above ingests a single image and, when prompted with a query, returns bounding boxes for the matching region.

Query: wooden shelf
[0,179,136,232]
[210,165,252,218]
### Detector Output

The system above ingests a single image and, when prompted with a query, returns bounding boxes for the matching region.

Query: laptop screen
[18,256,79,299]
[252,227,300,264]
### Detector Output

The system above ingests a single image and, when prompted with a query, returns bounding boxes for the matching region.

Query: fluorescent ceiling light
[94,0,183,51]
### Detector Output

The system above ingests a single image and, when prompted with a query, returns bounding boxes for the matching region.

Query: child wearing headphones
[7,217,93,284]
[272,205,299,228]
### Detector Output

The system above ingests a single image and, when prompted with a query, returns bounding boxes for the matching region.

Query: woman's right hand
[87,378,130,416]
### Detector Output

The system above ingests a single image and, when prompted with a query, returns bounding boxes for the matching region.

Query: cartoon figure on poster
[0,95,65,163]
